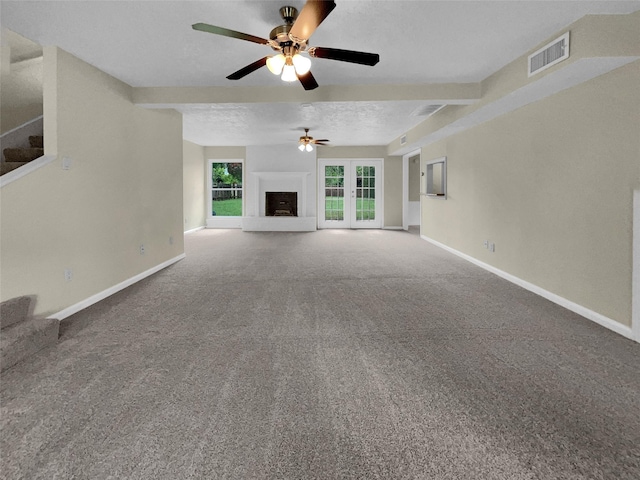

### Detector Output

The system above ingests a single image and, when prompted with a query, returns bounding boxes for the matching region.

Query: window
[424,157,446,199]
[324,165,345,221]
[355,165,376,221]
[210,161,243,217]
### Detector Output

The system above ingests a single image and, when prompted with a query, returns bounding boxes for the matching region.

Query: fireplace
[243,169,315,231]
[265,192,297,217]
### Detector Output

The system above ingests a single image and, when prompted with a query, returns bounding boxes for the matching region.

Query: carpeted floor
[1,229,639,479]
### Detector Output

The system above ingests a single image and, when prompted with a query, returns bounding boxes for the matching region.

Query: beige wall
[384,155,403,227]
[421,60,640,327]
[1,29,43,133]
[389,12,640,157]
[318,146,402,228]
[1,104,43,135]
[1,59,43,134]
[0,47,184,317]
[183,140,205,231]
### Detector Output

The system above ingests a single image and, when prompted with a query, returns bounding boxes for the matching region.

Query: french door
[318,159,382,229]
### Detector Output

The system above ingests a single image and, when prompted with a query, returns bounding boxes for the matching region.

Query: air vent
[400,134,407,145]
[528,32,569,77]
[411,104,445,117]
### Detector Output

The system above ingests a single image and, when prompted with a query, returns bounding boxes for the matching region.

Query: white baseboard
[184,226,205,235]
[633,190,640,342]
[421,235,635,342]
[49,254,186,321]
[383,226,404,230]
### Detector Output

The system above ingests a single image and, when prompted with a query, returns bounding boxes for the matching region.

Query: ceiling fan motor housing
[270,6,305,51]
[269,24,293,48]
[300,128,312,143]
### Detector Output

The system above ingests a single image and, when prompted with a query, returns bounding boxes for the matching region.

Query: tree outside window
[211,162,243,216]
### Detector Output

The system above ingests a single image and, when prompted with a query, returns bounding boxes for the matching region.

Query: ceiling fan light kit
[298,128,329,152]
[192,0,379,90]
[266,54,286,75]
[281,58,298,82]
[291,54,311,75]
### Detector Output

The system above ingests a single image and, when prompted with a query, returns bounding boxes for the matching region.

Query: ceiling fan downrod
[280,6,298,24]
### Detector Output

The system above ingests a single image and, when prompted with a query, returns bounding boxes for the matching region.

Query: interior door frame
[318,158,384,229]
[403,148,421,231]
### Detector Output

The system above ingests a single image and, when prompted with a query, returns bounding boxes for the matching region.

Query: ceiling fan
[298,128,329,151]
[192,0,380,90]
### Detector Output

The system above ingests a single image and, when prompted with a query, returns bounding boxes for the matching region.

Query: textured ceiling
[178,100,446,147]
[2,1,639,146]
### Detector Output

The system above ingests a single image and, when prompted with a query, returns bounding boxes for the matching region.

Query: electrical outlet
[64,268,73,281]
[483,240,489,249]
[140,244,145,255]
[169,236,173,245]
[62,156,72,170]
[489,242,495,253]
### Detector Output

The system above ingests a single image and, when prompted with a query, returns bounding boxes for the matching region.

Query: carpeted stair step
[1,296,35,329]
[3,147,44,163]
[1,296,59,372]
[1,161,30,176]
[0,317,59,372]
[29,135,44,148]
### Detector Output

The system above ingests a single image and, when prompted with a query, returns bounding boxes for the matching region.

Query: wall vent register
[528,32,569,77]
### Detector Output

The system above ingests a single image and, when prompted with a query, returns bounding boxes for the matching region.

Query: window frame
[206,159,244,229]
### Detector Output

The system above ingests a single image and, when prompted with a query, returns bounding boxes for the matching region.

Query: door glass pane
[211,162,243,216]
[355,164,375,221]
[324,165,345,221]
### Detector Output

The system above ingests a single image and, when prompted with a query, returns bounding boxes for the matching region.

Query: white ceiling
[2,1,639,147]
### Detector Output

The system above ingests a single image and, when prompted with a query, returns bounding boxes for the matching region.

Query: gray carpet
[2,229,639,479]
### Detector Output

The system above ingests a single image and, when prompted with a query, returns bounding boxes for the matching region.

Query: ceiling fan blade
[192,23,269,45]
[297,70,319,90]
[289,0,336,43]
[314,142,329,146]
[310,47,380,66]
[313,139,330,143]
[226,57,268,80]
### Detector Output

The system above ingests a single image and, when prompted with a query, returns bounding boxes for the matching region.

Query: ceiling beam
[132,83,481,106]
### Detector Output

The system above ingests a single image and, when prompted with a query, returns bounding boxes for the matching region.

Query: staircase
[1,135,44,176]
[0,296,59,372]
